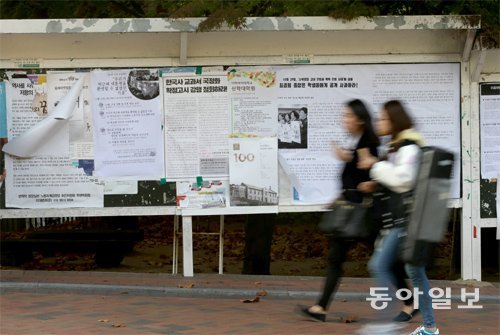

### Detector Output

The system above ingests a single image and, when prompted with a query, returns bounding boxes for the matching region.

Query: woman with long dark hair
[297,99,379,321]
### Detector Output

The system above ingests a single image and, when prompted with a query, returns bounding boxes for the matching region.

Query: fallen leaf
[178,283,195,288]
[240,297,260,303]
[340,315,358,323]
[98,319,109,323]
[256,291,267,297]
[112,324,127,328]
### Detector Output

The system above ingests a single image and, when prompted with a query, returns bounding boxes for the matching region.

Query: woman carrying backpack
[357,100,439,335]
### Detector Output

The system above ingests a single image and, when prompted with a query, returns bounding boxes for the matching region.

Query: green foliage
[0,0,498,46]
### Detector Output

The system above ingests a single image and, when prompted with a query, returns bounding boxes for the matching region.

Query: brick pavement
[1,270,499,335]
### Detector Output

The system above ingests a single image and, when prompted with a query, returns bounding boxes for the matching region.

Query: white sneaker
[410,325,440,335]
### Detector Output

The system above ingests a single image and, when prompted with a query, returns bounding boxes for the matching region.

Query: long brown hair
[383,100,413,139]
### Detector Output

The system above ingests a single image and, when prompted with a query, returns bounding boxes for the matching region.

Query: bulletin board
[0,15,489,279]
[0,63,462,217]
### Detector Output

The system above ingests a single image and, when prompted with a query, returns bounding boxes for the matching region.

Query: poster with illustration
[176,178,228,209]
[228,67,277,137]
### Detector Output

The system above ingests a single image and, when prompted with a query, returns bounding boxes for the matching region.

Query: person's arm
[332,143,352,162]
[358,180,377,193]
[370,144,420,193]
[357,148,378,170]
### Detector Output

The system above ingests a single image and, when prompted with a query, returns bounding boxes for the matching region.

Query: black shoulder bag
[318,196,372,238]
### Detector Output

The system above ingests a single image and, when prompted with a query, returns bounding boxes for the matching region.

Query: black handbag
[318,197,372,238]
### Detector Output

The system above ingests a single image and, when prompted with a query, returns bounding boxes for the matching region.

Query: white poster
[47,71,94,160]
[104,180,138,195]
[229,137,278,206]
[91,69,164,180]
[163,69,230,180]
[4,73,103,208]
[277,63,461,204]
[480,83,500,179]
[497,173,500,240]
[176,178,228,209]
[228,68,277,137]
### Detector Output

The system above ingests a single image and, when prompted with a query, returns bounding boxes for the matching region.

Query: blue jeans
[368,227,405,320]
[406,263,436,328]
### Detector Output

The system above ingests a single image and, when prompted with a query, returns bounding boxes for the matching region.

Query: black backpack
[400,146,455,266]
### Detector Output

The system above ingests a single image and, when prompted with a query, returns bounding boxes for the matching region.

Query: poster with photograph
[4,72,103,208]
[163,68,230,180]
[277,63,461,204]
[228,68,277,137]
[176,178,228,209]
[91,69,164,180]
[229,137,278,206]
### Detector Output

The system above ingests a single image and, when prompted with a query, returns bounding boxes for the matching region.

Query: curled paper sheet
[278,153,337,204]
[278,154,301,193]
[2,75,85,158]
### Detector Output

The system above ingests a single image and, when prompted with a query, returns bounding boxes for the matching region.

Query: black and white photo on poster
[278,106,308,149]
[230,182,278,206]
[127,69,159,100]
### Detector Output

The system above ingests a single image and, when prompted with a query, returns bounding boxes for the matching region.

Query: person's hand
[357,149,377,170]
[332,143,352,162]
[358,181,377,193]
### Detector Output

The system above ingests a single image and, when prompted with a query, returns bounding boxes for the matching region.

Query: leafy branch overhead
[0,0,498,46]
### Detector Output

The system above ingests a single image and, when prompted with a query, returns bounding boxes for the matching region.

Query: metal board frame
[1,15,490,279]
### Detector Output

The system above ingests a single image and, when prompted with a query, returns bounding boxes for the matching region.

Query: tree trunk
[242,214,275,275]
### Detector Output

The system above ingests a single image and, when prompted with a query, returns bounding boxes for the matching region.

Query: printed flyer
[228,67,277,137]
[163,68,230,180]
[479,83,500,179]
[4,72,103,208]
[47,71,94,160]
[229,137,278,206]
[276,63,461,204]
[91,69,164,180]
[176,178,228,209]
